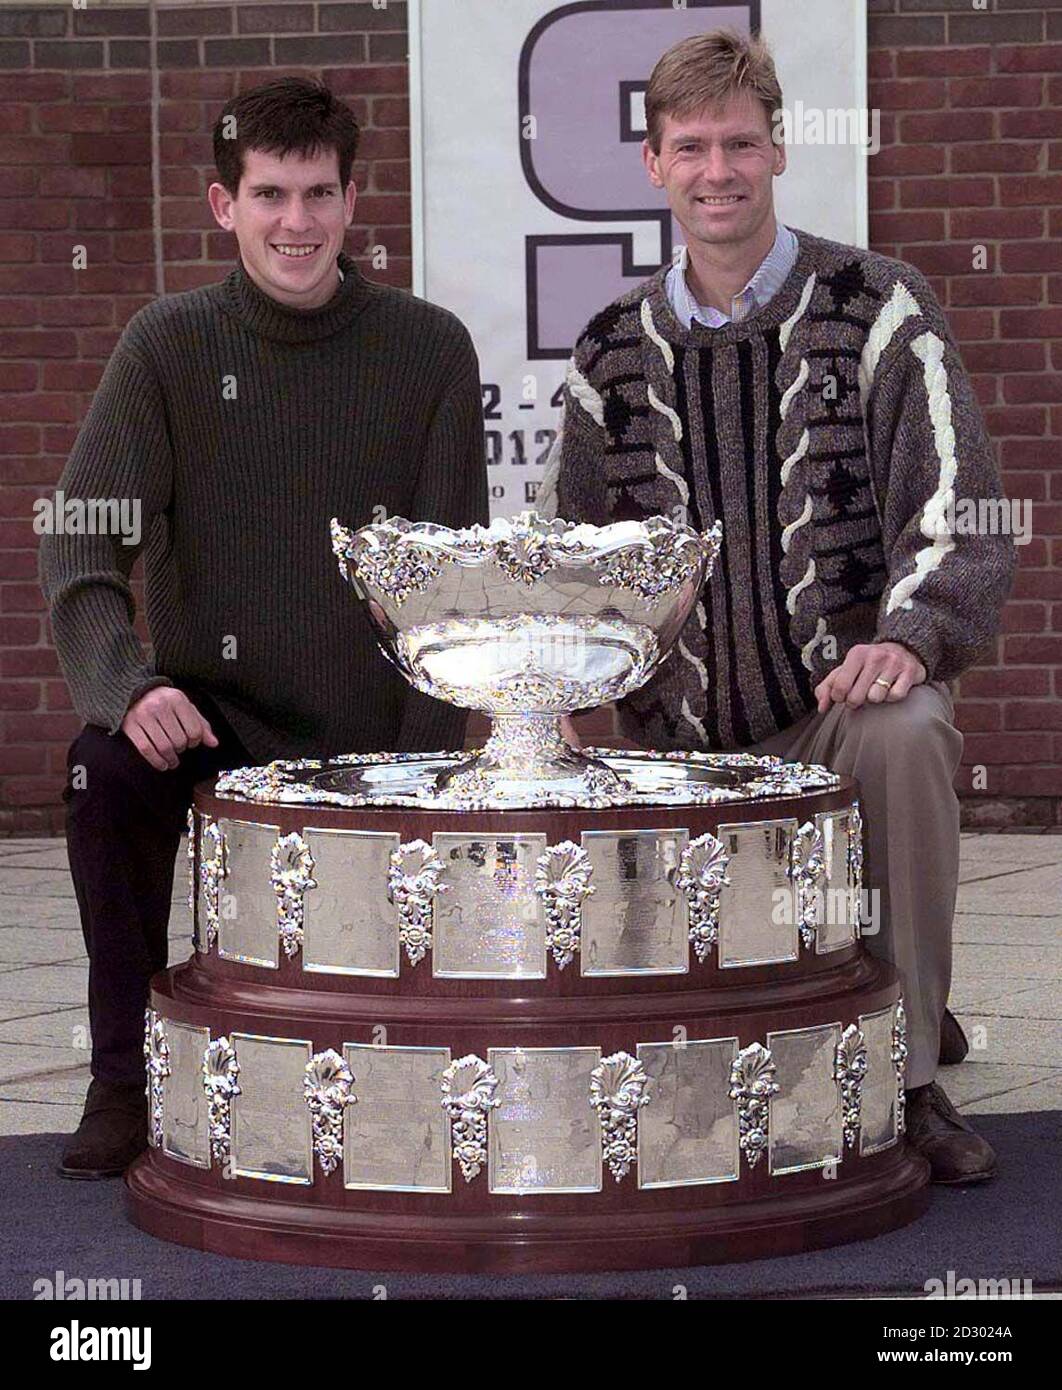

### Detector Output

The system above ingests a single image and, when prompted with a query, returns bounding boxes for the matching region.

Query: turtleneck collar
[218,250,375,344]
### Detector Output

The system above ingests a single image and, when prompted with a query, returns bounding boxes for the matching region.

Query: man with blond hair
[541,31,1015,1184]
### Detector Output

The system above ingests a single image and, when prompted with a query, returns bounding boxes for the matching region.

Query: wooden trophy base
[125,768,930,1274]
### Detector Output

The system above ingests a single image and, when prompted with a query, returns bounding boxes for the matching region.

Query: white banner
[411,0,868,517]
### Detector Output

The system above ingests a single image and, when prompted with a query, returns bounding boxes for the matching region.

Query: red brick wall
[865,0,1062,826]
[1,2,1059,831]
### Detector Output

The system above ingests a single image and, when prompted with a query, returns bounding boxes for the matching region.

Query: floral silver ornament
[186,807,196,914]
[388,838,446,967]
[440,1054,500,1183]
[892,999,908,1135]
[535,840,594,969]
[304,1049,355,1178]
[835,1023,868,1150]
[198,817,227,949]
[791,819,827,950]
[202,1035,241,1165]
[270,831,317,960]
[493,513,557,585]
[676,831,730,964]
[329,518,355,583]
[589,1051,650,1182]
[848,802,864,929]
[143,1008,170,1149]
[729,1042,779,1170]
[336,518,443,607]
[592,518,721,605]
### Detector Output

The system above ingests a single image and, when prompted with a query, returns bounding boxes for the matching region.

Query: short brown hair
[213,77,360,195]
[644,29,782,153]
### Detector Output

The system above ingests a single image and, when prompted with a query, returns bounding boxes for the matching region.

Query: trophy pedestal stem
[433,713,629,804]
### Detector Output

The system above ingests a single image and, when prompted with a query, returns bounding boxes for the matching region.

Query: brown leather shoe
[58,1077,148,1180]
[905,1081,996,1185]
[938,1007,970,1066]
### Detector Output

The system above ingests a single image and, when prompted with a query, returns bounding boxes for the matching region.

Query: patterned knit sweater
[538,228,1017,751]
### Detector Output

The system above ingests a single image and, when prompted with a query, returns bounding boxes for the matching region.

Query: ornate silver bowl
[330,511,722,804]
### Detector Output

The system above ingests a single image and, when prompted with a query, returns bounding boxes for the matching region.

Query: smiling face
[643,89,785,252]
[207,145,356,309]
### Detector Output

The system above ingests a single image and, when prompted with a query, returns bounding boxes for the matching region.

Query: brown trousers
[730,680,964,1090]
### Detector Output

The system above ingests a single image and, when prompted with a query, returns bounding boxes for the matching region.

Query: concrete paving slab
[0,871,78,898]
[958,854,1062,885]
[0,928,89,967]
[960,984,1062,1021]
[960,832,1061,860]
[0,849,72,870]
[0,1009,88,1047]
[966,1072,1062,1115]
[947,975,1043,1010]
[0,1099,81,1136]
[0,964,88,1006]
[0,1044,94,1086]
[950,943,1062,980]
[0,1070,91,1105]
[948,1013,1062,1068]
[955,863,1062,917]
[0,1002,84,1024]
[0,904,79,931]
[936,1063,1058,1110]
[952,914,1062,947]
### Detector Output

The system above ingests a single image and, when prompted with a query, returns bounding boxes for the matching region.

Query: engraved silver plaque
[715,819,799,968]
[217,819,280,968]
[767,1023,844,1175]
[814,810,859,953]
[432,835,548,978]
[343,1044,452,1192]
[859,1005,901,1155]
[161,1020,210,1169]
[487,1047,602,1194]
[301,828,401,976]
[229,1033,314,1183]
[636,1038,740,1188]
[194,818,213,952]
[580,830,689,976]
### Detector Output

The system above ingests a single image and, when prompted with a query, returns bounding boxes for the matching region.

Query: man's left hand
[813,641,927,713]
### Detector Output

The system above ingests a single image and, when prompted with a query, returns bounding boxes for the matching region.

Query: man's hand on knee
[121,688,219,771]
[813,641,927,713]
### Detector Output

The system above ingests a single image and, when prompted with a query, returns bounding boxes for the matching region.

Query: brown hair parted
[212,78,361,195]
[644,29,783,153]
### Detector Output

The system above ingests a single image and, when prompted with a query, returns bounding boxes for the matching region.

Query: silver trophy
[329,510,722,804]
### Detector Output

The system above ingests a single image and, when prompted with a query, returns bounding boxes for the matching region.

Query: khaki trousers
[729,680,964,1090]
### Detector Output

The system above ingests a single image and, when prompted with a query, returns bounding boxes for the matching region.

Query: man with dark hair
[541,32,1016,1184]
[40,78,488,1179]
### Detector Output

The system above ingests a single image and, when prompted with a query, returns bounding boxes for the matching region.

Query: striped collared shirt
[666,222,799,328]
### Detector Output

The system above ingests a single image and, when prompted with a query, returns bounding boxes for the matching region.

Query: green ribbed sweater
[39,252,488,762]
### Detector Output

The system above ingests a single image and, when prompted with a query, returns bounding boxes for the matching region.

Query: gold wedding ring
[873,676,893,689]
